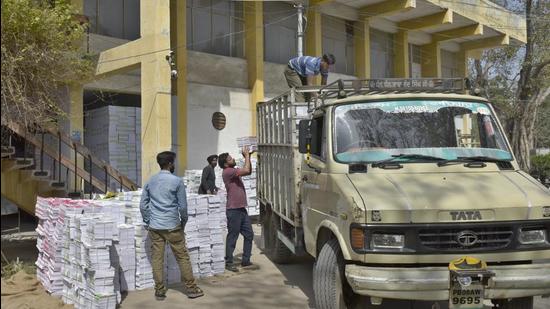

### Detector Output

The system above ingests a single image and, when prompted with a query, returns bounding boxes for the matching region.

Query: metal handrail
[4,121,139,193]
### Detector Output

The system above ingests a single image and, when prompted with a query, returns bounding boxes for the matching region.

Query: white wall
[186,83,252,169]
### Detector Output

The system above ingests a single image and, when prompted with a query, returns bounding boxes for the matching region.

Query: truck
[256,78,550,309]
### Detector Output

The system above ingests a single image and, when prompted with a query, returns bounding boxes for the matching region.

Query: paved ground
[121,224,550,309]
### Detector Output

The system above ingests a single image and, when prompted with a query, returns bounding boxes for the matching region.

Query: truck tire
[264,212,293,264]
[313,238,353,309]
[496,297,533,309]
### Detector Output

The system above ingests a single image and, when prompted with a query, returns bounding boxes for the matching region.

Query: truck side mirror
[298,120,311,154]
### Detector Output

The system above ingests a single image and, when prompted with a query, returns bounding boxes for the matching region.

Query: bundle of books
[236,158,259,216]
[35,188,228,308]
[236,136,258,152]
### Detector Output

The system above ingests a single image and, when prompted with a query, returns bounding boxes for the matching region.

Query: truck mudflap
[345,259,550,302]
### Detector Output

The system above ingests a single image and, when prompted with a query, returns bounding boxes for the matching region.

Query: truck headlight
[518,228,547,245]
[371,234,404,249]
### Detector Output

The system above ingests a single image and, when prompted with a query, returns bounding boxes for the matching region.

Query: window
[264,2,297,64]
[370,29,394,78]
[408,44,422,78]
[187,0,244,58]
[333,100,512,163]
[310,116,325,159]
[441,50,459,78]
[322,16,355,75]
[84,0,140,40]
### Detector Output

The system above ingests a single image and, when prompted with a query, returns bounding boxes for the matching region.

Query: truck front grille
[418,226,514,251]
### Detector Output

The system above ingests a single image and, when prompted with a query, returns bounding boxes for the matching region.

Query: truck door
[301,115,329,249]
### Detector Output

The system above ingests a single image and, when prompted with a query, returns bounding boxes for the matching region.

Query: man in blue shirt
[140,151,204,300]
[284,54,335,101]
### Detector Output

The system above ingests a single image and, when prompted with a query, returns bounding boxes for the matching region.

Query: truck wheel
[265,212,293,264]
[313,238,354,309]
[496,297,533,309]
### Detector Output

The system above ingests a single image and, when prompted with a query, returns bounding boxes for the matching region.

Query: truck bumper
[345,262,550,301]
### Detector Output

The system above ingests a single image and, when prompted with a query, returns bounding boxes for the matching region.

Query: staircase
[1,122,139,215]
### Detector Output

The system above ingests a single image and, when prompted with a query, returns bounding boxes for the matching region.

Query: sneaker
[184,286,204,299]
[240,261,259,270]
[155,289,166,301]
[225,263,239,272]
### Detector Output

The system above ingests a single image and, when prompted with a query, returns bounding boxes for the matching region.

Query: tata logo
[450,210,482,221]
[456,230,479,247]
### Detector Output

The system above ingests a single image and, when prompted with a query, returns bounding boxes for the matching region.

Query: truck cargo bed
[257,94,308,227]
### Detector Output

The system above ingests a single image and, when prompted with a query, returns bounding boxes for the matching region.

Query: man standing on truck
[218,147,255,272]
[284,54,336,102]
[140,151,204,300]
[198,154,218,194]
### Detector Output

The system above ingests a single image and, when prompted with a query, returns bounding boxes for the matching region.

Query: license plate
[449,282,484,309]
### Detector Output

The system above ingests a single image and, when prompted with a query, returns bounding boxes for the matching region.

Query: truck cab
[257,79,550,309]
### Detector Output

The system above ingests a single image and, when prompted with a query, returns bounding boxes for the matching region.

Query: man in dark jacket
[199,154,218,194]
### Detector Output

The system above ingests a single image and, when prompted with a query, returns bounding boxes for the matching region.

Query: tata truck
[256,78,550,309]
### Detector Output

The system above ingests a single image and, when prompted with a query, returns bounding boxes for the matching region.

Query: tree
[1,0,93,136]
[471,0,550,171]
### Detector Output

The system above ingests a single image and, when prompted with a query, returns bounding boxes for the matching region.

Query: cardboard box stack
[35,188,228,308]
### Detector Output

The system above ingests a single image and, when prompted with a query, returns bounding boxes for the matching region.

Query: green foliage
[530,154,550,183]
[1,0,94,130]
[535,100,550,148]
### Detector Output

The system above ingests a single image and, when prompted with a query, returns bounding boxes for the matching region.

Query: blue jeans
[225,208,254,264]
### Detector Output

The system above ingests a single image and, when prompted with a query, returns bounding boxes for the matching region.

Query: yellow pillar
[394,30,409,78]
[244,1,264,134]
[354,19,370,79]
[69,0,84,142]
[140,0,172,182]
[421,42,441,77]
[457,50,468,78]
[305,6,322,57]
[171,0,187,174]
[69,0,84,192]
[305,3,322,85]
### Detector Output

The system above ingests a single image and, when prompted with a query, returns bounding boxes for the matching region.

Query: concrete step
[1,146,15,158]
[1,159,18,172]
[67,191,83,199]
[12,157,34,170]
[32,170,50,178]
[49,181,66,190]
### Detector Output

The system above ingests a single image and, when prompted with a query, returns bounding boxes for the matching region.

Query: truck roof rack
[306,78,472,111]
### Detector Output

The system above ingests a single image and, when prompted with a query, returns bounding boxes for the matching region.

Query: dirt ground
[2,224,549,309]
[1,270,72,309]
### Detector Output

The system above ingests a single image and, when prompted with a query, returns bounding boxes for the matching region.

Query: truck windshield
[333,100,513,163]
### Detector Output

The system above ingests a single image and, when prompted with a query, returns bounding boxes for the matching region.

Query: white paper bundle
[236,158,260,216]
[236,136,258,152]
[36,189,228,307]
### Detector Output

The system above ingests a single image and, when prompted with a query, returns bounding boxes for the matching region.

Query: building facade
[68,0,526,185]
